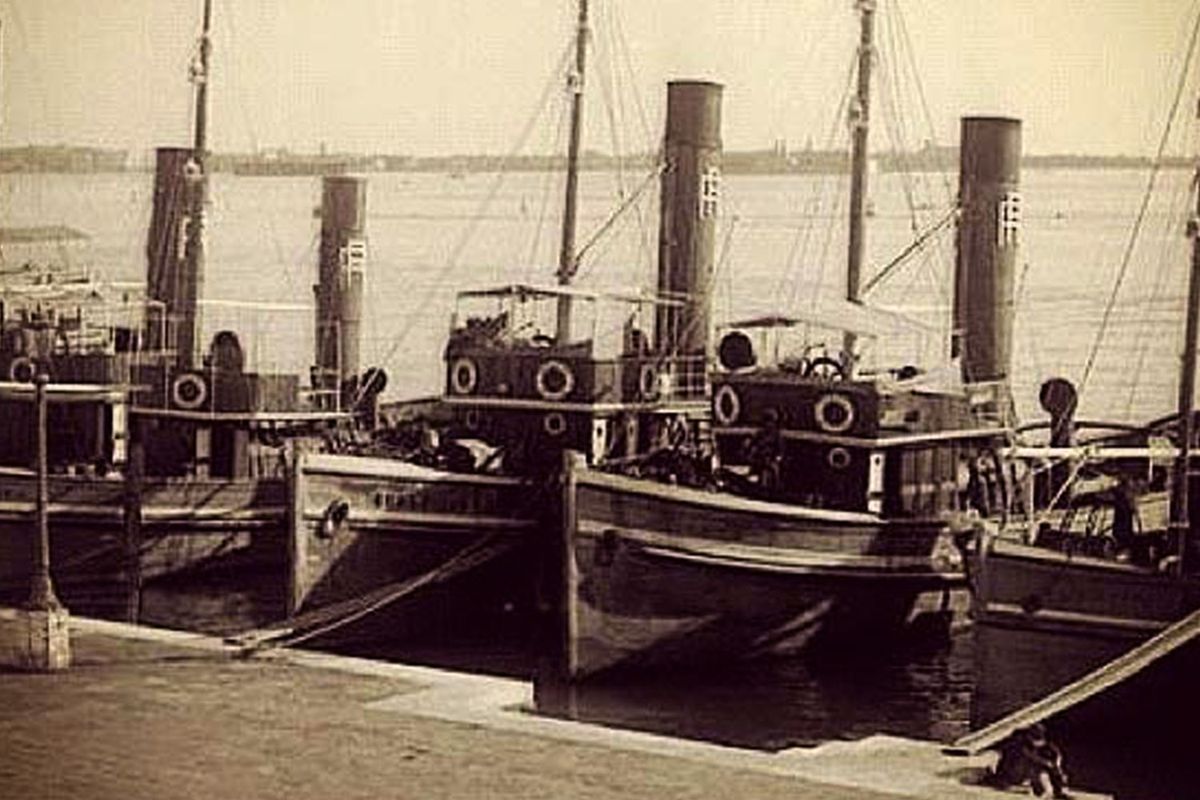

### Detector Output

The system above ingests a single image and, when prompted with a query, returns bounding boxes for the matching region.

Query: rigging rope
[573,163,664,271]
[611,2,655,156]
[871,1,951,313]
[1123,166,1193,416]
[525,93,569,276]
[233,533,521,652]
[351,39,575,407]
[1121,6,1200,415]
[860,205,957,296]
[1078,4,1200,396]
[781,52,858,311]
[216,0,314,312]
[892,0,954,203]
[1012,256,1045,391]
[596,4,628,202]
[610,3,658,269]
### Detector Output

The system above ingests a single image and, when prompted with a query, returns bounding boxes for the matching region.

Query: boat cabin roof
[719,300,949,379]
[725,300,937,338]
[456,282,684,307]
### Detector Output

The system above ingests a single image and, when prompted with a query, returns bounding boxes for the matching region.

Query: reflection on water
[139,569,286,637]
[135,574,1200,798]
[139,572,972,747]
[100,568,1199,798]
[540,632,975,750]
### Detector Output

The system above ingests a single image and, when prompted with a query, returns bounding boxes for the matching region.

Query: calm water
[2,165,1192,423]
[5,166,1194,798]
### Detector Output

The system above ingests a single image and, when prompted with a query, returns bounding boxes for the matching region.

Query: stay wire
[359,39,575,403]
[781,52,858,310]
[526,96,569,276]
[574,163,664,277]
[1078,3,1200,396]
[893,0,953,203]
[1123,128,1196,416]
[610,4,657,268]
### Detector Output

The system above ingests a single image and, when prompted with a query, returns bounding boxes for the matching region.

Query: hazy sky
[1,0,1196,157]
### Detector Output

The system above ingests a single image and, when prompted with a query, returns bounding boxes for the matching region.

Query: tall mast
[843,0,875,356]
[180,0,213,368]
[555,0,590,344]
[193,0,212,164]
[1169,158,1200,573]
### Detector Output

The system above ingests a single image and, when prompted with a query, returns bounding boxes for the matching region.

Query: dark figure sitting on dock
[986,723,1069,798]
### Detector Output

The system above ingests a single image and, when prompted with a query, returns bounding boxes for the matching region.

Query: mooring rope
[230,533,520,653]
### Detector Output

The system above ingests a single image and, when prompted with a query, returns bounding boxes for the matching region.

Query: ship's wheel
[804,356,845,382]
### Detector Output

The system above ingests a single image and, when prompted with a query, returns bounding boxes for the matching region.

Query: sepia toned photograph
[0,2,1196,798]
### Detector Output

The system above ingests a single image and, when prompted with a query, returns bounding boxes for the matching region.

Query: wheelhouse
[711,303,1003,515]
[0,227,140,471]
[0,226,344,480]
[442,283,706,470]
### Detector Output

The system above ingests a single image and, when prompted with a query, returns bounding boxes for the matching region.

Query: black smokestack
[955,116,1021,385]
[145,147,203,367]
[656,80,723,362]
[313,176,367,410]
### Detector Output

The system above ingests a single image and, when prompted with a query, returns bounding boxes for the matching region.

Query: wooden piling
[122,422,145,623]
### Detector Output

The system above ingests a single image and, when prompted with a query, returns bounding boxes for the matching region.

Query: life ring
[449,357,479,395]
[535,360,575,401]
[713,384,741,425]
[639,363,659,400]
[826,446,852,470]
[8,356,35,383]
[171,372,208,410]
[543,411,567,437]
[814,393,855,434]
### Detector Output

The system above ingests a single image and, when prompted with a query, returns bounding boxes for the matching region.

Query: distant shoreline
[0,144,1189,176]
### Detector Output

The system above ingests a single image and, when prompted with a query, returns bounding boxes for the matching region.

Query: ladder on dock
[949,606,1200,755]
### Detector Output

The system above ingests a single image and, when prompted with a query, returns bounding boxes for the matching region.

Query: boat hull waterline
[564,464,964,678]
[0,469,285,611]
[966,536,1200,726]
[285,452,547,643]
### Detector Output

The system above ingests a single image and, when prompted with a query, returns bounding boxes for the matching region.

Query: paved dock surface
[0,616,1103,800]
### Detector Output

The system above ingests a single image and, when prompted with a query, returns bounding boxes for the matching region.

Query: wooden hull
[0,468,286,614]
[563,463,963,679]
[965,536,1200,727]
[287,453,543,642]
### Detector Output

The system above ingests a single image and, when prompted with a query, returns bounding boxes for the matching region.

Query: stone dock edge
[0,613,1109,800]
